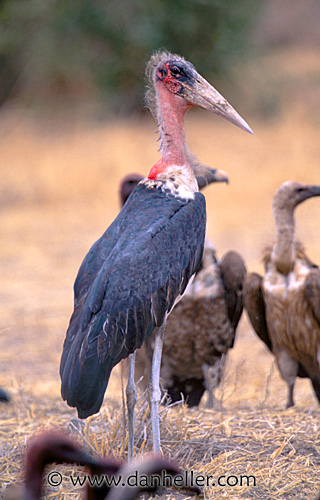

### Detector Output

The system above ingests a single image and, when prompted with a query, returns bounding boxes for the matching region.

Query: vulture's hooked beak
[307,185,320,198]
[195,168,229,191]
[181,72,253,135]
[207,168,229,184]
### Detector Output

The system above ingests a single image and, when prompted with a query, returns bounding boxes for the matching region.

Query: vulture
[244,181,320,407]
[120,174,247,408]
[136,241,247,408]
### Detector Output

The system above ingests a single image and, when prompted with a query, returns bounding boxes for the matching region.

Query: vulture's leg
[276,350,298,408]
[126,351,137,460]
[202,363,216,409]
[311,378,320,404]
[148,316,167,454]
[202,356,225,409]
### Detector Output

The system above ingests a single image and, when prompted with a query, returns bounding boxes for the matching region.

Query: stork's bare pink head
[146,50,253,134]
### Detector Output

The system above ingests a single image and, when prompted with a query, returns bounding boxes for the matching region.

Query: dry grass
[1,50,320,498]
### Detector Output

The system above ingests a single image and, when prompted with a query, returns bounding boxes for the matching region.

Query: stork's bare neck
[155,81,189,166]
[146,72,197,191]
[147,80,197,192]
[147,65,196,187]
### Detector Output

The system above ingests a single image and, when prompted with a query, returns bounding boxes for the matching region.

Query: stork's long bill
[158,60,252,133]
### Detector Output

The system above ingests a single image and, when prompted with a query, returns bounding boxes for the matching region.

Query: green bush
[0,0,260,112]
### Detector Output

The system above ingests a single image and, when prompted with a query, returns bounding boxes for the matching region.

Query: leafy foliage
[0,0,260,112]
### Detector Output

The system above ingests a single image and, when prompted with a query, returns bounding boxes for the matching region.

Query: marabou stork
[120,174,247,409]
[4,431,183,500]
[244,181,320,408]
[60,50,252,457]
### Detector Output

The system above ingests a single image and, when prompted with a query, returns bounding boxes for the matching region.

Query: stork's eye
[170,65,182,77]
[296,187,306,193]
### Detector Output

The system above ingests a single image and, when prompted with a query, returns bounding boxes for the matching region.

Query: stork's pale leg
[148,317,167,454]
[126,351,137,460]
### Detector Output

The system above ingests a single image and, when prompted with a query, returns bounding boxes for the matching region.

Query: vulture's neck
[272,207,295,275]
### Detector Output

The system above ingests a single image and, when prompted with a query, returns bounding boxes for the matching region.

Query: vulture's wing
[304,268,320,326]
[243,272,272,351]
[304,268,320,398]
[245,272,309,378]
[220,251,247,342]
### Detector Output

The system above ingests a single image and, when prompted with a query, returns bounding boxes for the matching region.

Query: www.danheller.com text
[47,470,256,489]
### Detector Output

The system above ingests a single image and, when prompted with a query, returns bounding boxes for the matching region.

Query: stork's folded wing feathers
[74,218,122,307]
[60,184,206,418]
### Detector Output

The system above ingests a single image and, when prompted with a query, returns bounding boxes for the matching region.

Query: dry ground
[1,97,320,500]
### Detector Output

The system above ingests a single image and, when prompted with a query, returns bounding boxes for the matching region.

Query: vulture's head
[273,181,320,213]
[119,173,144,207]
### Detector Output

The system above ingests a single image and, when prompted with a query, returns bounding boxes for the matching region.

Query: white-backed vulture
[244,181,320,407]
[120,174,247,408]
[138,242,247,408]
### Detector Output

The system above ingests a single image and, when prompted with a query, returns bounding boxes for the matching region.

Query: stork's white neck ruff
[143,162,198,200]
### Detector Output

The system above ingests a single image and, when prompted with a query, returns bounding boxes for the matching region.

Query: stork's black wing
[73,211,124,307]
[60,184,206,418]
